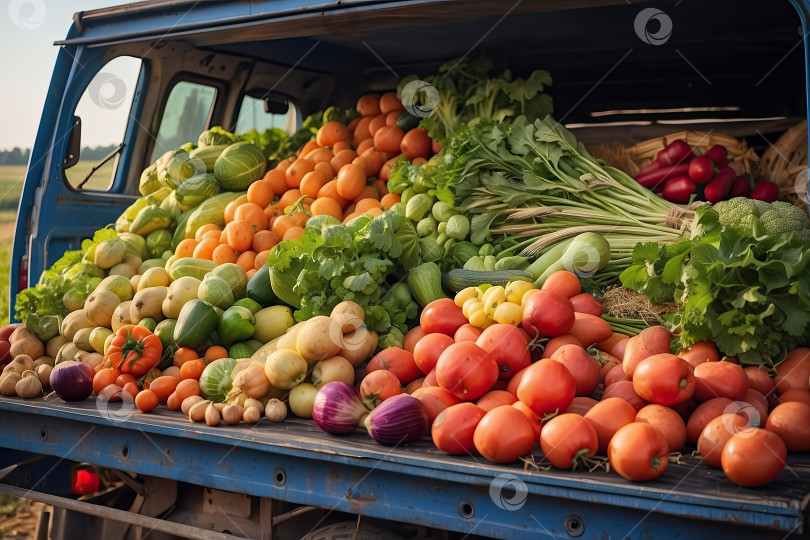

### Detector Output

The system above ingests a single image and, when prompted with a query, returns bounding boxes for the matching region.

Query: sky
[0,0,125,151]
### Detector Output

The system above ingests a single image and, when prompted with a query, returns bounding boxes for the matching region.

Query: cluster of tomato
[359,270,810,486]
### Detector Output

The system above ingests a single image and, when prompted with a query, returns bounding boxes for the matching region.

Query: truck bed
[0,396,807,539]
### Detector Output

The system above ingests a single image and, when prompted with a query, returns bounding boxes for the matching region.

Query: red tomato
[541,334,583,359]
[475,324,531,380]
[596,332,629,354]
[779,387,810,406]
[677,341,720,369]
[513,401,543,440]
[476,390,518,412]
[413,333,455,375]
[135,389,159,413]
[608,422,669,481]
[420,299,467,337]
[403,326,426,353]
[765,401,810,452]
[412,386,460,423]
[569,293,603,316]
[539,413,598,469]
[422,368,438,387]
[744,365,775,396]
[97,384,123,403]
[622,326,672,378]
[598,353,621,385]
[632,354,695,406]
[563,396,599,416]
[540,270,581,298]
[521,290,575,338]
[359,370,401,408]
[685,397,734,445]
[567,313,613,347]
[93,367,121,396]
[506,365,528,396]
[454,324,483,343]
[366,347,422,384]
[604,363,629,387]
[721,428,786,487]
[432,402,486,454]
[435,342,498,401]
[584,397,637,454]
[473,405,536,463]
[694,361,748,402]
[516,359,575,417]
[550,344,600,396]
[635,404,687,453]
[697,413,750,467]
[399,128,432,160]
[774,347,810,393]
[601,380,647,411]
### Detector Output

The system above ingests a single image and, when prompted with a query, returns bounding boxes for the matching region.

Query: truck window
[63,56,141,191]
[149,81,217,163]
[235,95,296,135]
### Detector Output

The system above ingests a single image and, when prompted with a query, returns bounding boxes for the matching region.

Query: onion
[364,393,429,445]
[312,381,369,434]
[49,360,94,401]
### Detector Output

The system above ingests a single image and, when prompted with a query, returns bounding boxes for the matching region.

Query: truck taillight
[18,255,27,291]
[71,468,100,495]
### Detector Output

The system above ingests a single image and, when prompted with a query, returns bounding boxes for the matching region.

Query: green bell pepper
[218,306,256,347]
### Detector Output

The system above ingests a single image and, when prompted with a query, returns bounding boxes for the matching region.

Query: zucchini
[174,299,219,349]
[441,269,534,292]
[395,109,420,131]
[270,262,302,309]
[407,262,448,307]
[246,265,278,307]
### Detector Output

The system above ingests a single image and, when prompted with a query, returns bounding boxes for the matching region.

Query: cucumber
[441,269,534,292]
[395,109,420,131]
[270,261,302,309]
[246,265,278,307]
[174,299,219,349]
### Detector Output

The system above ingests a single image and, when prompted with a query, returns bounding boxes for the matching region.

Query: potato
[45,335,68,358]
[10,336,44,360]
[330,301,365,333]
[276,322,305,352]
[9,326,36,345]
[295,316,342,364]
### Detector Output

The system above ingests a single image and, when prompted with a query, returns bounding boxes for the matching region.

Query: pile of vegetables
[5,55,810,492]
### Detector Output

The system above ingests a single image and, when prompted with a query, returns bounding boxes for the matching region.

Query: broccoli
[714,197,760,226]
[759,205,810,235]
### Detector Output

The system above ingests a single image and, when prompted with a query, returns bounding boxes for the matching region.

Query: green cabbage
[199,358,237,402]
[198,126,240,147]
[214,142,268,191]
[175,173,221,211]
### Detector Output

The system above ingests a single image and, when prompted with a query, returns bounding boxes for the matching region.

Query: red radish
[688,156,714,184]
[750,180,779,202]
[635,163,690,190]
[655,140,694,167]
[705,145,728,166]
[638,160,661,176]
[704,168,735,203]
[662,176,697,203]
[728,176,750,198]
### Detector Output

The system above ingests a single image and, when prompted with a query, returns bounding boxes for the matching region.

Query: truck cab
[4,1,810,539]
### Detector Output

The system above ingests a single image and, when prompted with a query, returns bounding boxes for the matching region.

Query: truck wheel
[301,521,404,540]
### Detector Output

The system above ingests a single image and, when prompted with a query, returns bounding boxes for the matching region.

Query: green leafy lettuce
[621,206,810,366]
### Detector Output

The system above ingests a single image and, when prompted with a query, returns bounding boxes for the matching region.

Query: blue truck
[2,1,810,538]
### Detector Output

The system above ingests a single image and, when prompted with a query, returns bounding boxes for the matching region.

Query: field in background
[0,162,113,326]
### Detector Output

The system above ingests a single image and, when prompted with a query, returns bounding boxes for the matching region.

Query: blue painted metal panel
[0,398,806,538]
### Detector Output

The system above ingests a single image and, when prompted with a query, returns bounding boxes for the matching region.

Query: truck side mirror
[64,115,81,168]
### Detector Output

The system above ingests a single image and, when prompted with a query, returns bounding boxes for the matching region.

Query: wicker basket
[756,120,808,208]
[624,130,760,178]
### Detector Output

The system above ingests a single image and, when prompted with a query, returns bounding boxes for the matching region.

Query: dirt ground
[0,500,50,539]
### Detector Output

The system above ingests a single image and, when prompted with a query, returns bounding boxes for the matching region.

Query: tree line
[0,145,118,165]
